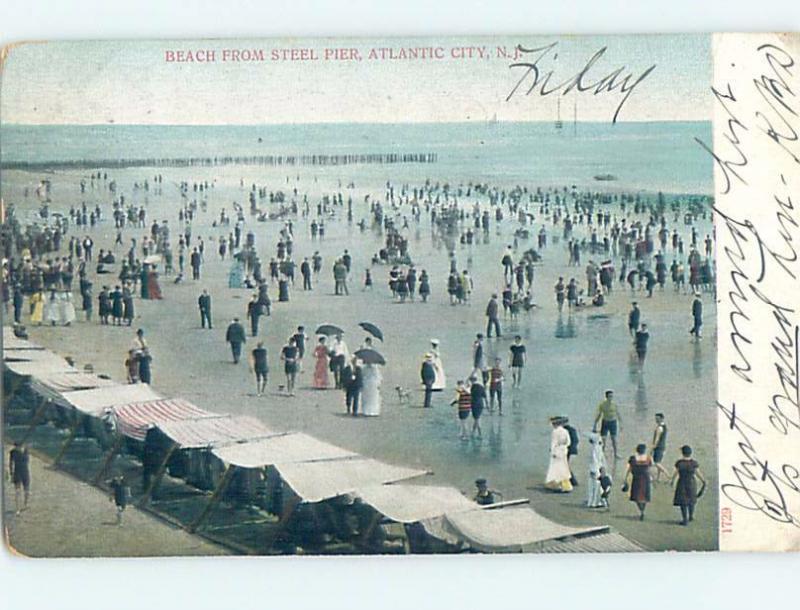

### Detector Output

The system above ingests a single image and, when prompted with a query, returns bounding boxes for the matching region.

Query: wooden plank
[51,420,81,466]
[92,435,124,485]
[19,396,48,443]
[188,465,235,533]
[264,493,300,552]
[137,442,178,507]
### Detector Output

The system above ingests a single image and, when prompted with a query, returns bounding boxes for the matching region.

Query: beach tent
[135,415,277,503]
[420,506,609,553]
[192,438,424,534]
[354,484,478,524]
[61,383,163,417]
[91,398,218,487]
[2,352,79,443]
[28,372,120,440]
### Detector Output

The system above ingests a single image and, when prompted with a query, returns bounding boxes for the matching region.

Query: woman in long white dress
[430,339,446,391]
[361,363,382,416]
[58,291,76,326]
[586,431,607,507]
[545,417,573,492]
[44,290,59,326]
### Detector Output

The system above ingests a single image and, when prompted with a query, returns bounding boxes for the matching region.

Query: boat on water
[593,173,618,181]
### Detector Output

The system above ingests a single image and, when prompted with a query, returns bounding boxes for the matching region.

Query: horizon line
[0,118,711,128]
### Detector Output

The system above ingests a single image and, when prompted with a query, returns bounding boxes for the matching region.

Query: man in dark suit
[247,293,261,336]
[690,295,703,339]
[198,289,212,329]
[337,362,353,415]
[420,353,436,408]
[190,247,202,280]
[225,317,246,363]
[348,359,363,416]
[300,258,312,290]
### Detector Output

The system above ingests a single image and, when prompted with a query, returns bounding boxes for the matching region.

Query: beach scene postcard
[1,32,799,557]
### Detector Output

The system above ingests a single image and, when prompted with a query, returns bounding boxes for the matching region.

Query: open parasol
[316,323,345,336]
[358,322,384,342]
[354,348,386,366]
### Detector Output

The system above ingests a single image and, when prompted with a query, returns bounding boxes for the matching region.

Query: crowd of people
[2,169,715,530]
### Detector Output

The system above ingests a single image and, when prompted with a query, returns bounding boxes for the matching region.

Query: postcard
[1,32,798,556]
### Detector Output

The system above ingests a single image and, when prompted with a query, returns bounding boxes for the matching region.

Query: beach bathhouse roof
[155,414,274,449]
[274,458,427,504]
[354,484,478,523]
[211,432,357,469]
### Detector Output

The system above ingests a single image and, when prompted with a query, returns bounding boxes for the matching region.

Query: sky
[0,35,711,125]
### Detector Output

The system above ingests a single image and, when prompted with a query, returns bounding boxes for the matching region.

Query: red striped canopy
[113,398,216,441]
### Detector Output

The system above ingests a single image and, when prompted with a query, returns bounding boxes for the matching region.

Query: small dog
[395,386,411,404]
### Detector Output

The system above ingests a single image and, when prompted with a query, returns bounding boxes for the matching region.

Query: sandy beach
[2,158,718,554]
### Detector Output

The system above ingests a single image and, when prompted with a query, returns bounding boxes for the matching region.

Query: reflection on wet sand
[555,312,577,338]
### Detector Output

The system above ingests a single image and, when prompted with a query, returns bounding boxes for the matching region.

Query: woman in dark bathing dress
[623,443,652,521]
[671,445,707,526]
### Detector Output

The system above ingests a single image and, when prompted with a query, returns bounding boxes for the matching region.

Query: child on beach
[451,380,472,439]
[598,467,612,510]
[488,358,504,415]
[108,476,131,526]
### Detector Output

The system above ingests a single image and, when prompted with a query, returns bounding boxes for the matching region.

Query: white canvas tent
[61,383,163,416]
[354,484,479,523]
[155,414,275,449]
[211,432,357,469]
[274,458,428,504]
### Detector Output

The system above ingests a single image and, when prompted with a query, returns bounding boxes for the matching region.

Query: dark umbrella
[315,324,345,336]
[358,322,384,342]
[354,348,386,366]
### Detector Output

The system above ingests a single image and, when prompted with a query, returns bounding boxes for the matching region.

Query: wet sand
[3,165,718,552]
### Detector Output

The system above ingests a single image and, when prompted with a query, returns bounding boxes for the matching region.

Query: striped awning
[113,398,217,441]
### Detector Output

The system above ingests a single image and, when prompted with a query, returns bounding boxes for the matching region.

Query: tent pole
[2,376,23,410]
[356,512,383,551]
[20,396,49,443]
[137,442,178,507]
[189,465,235,533]
[265,493,300,551]
[52,419,81,466]
[92,435,124,485]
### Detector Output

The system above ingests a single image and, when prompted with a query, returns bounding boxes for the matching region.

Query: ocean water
[0,121,712,194]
